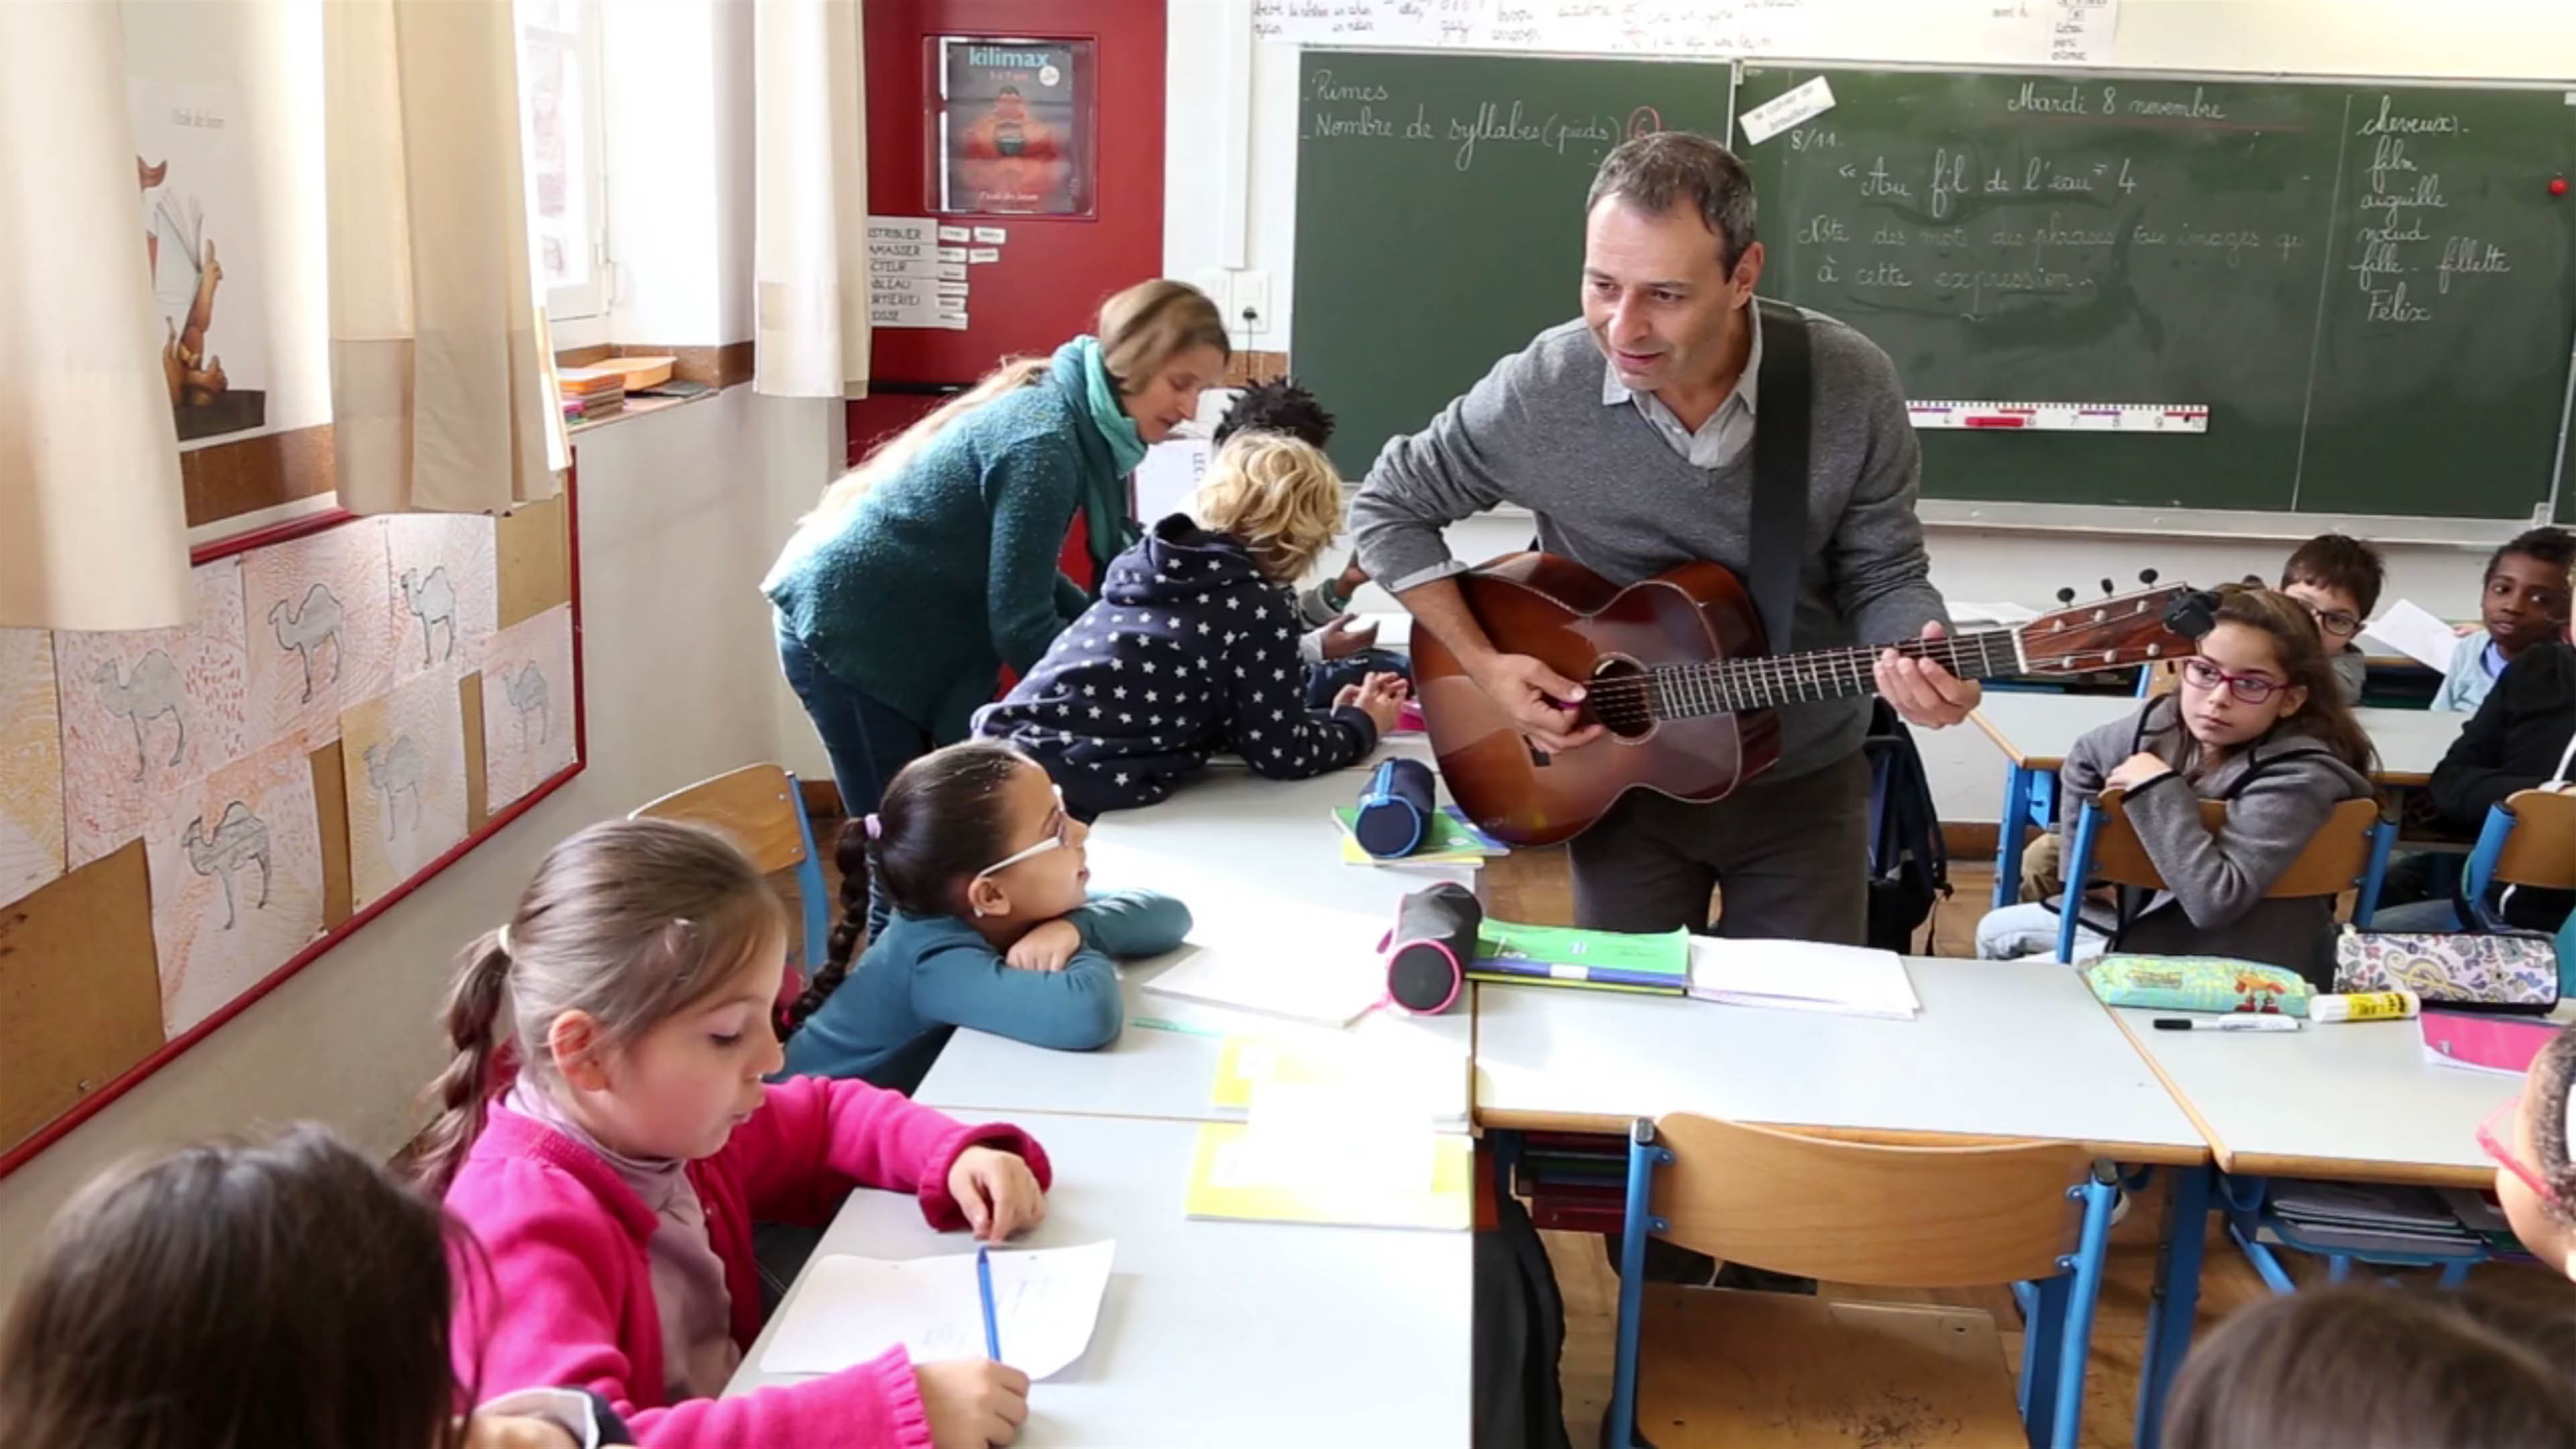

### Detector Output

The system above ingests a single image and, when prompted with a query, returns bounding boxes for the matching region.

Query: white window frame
[516,0,610,322]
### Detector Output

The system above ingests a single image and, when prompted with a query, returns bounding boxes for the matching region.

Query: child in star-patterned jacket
[974,432,1407,819]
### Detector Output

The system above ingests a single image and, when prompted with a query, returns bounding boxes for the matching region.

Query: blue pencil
[976,1245,1002,1362]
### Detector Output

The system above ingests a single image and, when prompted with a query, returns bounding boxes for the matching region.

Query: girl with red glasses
[1975,586,2377,987]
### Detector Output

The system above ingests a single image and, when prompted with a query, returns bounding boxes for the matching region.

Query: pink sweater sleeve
[453,1161,936,1449]
[724,1076,1053,1230]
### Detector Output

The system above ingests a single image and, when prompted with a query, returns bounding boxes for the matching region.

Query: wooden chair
[2053,789,2394,963]
[1606,1115,2119,1449]
[2462,786,2576,920]
[630,764,833,1003]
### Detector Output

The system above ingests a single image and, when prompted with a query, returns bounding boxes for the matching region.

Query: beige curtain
[323,0,557,515]
[752,0,871,400]
[0,1,194,631]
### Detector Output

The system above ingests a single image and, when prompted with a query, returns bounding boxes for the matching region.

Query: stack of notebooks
[1467,921,1923,1021]
[557,364,627,423]
[1330,805,1505,869]
[1469,919,1693,995]
[2259,1179,2487,1258]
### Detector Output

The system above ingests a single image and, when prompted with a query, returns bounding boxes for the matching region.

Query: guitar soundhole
[1589,658,1654,741]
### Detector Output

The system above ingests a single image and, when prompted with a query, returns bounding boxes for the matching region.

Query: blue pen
[976,1245,1002,1362]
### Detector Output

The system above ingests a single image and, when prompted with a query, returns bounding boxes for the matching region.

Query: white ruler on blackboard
[1908,401,2210,433]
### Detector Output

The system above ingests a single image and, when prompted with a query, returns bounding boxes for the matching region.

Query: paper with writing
[1738,76,1835,147]
[760,1241,1116,1379]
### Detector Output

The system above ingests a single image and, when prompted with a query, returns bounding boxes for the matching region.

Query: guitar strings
[1570,631,2021,708]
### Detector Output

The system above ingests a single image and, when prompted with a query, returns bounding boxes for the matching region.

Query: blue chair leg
[2135,1162,2214,1449]
[2051,1178,2120,1449]
[1998,762,2036,909]
[2438,1259,2473,1289]
[2355,819,2396,927]
[2327,1254,2353,1284]
[2020,1273,2070,1449]
[2057,804,2103,963]
[1606,1120,1667,1449]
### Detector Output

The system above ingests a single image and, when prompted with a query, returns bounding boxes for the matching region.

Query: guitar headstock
[2019,577,2214,676]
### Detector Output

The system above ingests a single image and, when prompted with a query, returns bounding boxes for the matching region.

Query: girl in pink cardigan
[419,818,1051,1449]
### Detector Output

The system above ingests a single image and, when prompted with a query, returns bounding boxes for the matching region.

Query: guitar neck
[1648,629,2030,717]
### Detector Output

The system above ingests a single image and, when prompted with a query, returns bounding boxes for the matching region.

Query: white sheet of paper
[1737,76,1835,146]
[1688,937,1921,1020]
[1141,937,1383,1029]
[2363,600,2461,672]
[973,225,1009,245]
[1233,1079,1436,1191]
[760,1241,1116,1380]
[937,223,971,241]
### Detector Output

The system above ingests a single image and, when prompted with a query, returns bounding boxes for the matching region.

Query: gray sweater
[2062,693,2375,987]
[1348,310,1946,782]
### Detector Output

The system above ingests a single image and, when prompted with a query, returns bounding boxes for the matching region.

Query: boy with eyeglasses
[2279,533,2384,705]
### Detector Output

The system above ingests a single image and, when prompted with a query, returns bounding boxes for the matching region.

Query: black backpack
[1474,1161,1573,1449]
[1861,700,1951,955]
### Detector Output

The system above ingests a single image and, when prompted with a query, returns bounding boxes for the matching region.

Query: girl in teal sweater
[777,740,1191,1094]
[765,281,1230,836]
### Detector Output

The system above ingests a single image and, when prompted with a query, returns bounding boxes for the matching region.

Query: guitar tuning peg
[2056,586,2077,606]
[2100,578,2116,596]
[2139,568,2159,586]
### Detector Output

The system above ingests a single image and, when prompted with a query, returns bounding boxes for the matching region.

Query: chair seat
[1638,1285,2029,1448]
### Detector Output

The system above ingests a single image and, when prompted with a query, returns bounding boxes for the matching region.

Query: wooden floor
[1481,845,2562,1449]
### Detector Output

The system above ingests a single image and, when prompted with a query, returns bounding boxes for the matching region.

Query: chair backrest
[1647,1114,2094,1287]
[2090,789,2382,900]
[2483,788,2576,894]
[630,764,832,996]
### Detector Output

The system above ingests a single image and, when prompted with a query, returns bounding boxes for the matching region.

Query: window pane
[515,4,592,304]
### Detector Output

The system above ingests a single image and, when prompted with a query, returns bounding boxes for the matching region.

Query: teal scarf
[1074,337,1149,476]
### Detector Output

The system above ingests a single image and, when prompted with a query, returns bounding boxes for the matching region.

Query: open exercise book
[1139,916,1387,1028]
[1686,937,1921,1020]
[759,1240,1116,1380]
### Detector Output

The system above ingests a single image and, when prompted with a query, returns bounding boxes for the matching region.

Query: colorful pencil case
[2083,954,2313,1017]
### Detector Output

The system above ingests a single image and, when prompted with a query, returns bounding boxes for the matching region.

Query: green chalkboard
[1735,67,2576,520]
[1291,52,1734,481]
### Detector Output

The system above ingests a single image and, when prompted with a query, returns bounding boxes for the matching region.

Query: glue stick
[2309,989,2420,1024]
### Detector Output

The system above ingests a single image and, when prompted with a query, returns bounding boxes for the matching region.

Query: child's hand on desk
[1005,920,1081,973]
[916,1359,1030,1448]
[949,1146,1047,1241]
[2106,752,2174,792]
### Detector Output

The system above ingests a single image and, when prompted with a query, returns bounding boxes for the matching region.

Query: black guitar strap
[1747,297,1811,653]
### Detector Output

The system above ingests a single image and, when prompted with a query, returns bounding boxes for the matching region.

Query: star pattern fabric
[974,513,1379,812]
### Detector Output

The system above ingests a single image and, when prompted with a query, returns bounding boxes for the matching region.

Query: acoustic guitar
[1414,555,2211,847]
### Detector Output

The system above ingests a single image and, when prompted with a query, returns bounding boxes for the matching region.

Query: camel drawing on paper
[364,735,426,840]
[94,651,187,782]
[505,663,551,748]
[400,567,458,665]
[181,801,272,930]
[268,583,345,703]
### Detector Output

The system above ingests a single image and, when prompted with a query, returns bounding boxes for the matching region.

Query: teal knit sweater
[765,341,1125,740]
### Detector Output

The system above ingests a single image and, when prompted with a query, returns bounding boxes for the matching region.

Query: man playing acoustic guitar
[1350,131,1978,945]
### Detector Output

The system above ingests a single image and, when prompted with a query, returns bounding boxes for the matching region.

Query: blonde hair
[804,279,1230,525]
[407,819,786,1195]
[1191,433,1344,582]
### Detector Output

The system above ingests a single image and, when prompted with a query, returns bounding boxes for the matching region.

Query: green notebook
[1471,919,1691,991]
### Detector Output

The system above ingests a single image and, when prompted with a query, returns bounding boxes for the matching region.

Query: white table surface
[914,738,1477,1125]
[2111,1008,2508,1187]
[1970,689,2459,784]
[727,1110,1472,1448]
[1473,956,2208,1162]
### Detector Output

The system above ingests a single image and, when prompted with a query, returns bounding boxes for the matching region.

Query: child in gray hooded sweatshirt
[1979,586,2378,988]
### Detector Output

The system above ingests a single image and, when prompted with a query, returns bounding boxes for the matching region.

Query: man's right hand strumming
[1467,653,1605,753]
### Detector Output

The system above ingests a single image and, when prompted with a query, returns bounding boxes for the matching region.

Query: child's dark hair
[1212,377,1336,451]
[2281,533,2385,617]
[788,741,1033,1031]
[2165,1283,2576,1448]
[410,818,786,1195]
[2526,1027,2576,1220]
[2492,525,2576,582]
[0,1123,476,1449]
[2182,584,2379,778]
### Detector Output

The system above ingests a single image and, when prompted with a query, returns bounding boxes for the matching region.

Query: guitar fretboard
[1631,629,2027,720]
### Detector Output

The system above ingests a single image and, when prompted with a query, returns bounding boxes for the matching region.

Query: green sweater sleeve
[985,440,1084,674]
[908,933,1126,1052]
[1065,890,1193,957]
